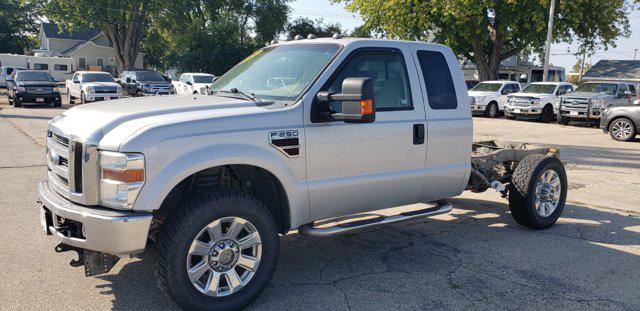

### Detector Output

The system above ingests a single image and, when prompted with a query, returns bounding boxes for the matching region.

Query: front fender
[133,143,309,229]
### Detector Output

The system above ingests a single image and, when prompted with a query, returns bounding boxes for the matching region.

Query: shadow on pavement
[97,198,640,310]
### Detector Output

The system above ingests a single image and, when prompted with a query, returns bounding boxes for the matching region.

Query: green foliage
[0,0,40,54]
[285,17,343,38]
[336,0,635,80]
[142,0,290,75]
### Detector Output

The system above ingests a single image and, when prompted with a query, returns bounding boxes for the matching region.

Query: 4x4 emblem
[269,130,300,157]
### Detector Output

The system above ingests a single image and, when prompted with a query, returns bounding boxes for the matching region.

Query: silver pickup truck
[557,81,637,125]
[37,38,568,310]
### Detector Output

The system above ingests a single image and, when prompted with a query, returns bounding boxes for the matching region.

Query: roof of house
[583,60,640,82]
[41,23,102,41]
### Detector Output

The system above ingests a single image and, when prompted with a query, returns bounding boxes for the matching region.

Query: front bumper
[85,93,123,102]
[504,106,542,117]
[16,93,61,104]
[559,107,601,120]
[37,181,152,255]
[471,104,487,112]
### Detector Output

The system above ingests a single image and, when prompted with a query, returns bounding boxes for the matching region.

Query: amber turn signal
[361,99,373,115]
[102,168,145,183]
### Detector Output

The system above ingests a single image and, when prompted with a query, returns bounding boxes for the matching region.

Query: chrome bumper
[37,181,152,255]
[504,106,542,115]
[471,104,487,112]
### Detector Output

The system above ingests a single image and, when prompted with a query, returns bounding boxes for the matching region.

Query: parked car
[1,66,25,88]
[600,101,640,141]
[173,73,216,95]
[65,71,123,105]
[6,70,61,107]
[557,82,637,125]
[118,69,176,96]
[468,80,521,117]
[37,38,568,310]
[504,82,574,122]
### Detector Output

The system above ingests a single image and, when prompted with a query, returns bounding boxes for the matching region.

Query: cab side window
[327,49,413,111]
[619,84,629,97]
[416,50,458,110]
[628,84,636,96]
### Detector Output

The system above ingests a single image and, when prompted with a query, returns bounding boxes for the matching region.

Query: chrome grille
[94,87,118,94]
[510,97,533,107]
[26,87,53,94]
[562,98,589,112]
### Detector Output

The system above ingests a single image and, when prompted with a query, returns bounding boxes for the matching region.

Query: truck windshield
[136,72,165,82]
[521,84,557,94]
[575,83,618,95]
[471,82,502,92]
[16,71,53,82]
[83,73,115,83]
[193,75,215,84]
[211,43,340,101]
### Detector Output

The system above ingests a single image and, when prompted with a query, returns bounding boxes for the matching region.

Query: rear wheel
[540,105,554,123]
[609,118,636,141]
[509,154,567,229]
[155,191,280,311]
[485,102,498,118]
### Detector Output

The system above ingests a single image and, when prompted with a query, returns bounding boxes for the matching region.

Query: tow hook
[54,243,120,276]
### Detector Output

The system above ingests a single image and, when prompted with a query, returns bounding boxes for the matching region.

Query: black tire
[540,104,554,123]
[7,94,13,106]
[53,100,62,108]
[80,92,86,105]
[155,191,280,311]
[608,117,637,141]
[67,90,75,104]
[556,114,569,125]
[505,113,515,120]
[509,154,567,229]
[13,97,22,107]
[484,102,499,118]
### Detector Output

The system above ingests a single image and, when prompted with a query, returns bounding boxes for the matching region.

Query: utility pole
[634,49,638,61]
[578,50,586,83]
[542,0,556,82]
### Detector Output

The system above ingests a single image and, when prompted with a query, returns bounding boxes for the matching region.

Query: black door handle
[413,124,425,145]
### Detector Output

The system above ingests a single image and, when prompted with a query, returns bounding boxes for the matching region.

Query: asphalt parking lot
[0,91,639,310]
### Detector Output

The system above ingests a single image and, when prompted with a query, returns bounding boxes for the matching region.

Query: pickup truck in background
[7,70,61,107]
[505,82,574,122]
[118,69,176,97]
[1,66,25,88]
[65,71,123,105]
[37,38,568,310]
[557,81,638,125]
[173,72,216,95]
[468,80,521,117]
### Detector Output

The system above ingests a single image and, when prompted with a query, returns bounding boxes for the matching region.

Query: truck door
[410,45,472,202]
[304,44,427,220]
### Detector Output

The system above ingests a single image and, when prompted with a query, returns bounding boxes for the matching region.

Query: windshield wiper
[218,88,260,102]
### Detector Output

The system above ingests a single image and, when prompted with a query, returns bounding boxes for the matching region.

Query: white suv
[505,82,574,122]
[468,80,521,117]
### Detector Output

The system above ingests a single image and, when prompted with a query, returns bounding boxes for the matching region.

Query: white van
[1,66,25,88]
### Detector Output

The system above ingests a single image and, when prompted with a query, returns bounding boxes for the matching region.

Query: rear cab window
[416,50,457,110]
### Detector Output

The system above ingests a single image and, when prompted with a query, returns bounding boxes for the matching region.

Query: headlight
[590,98,605,109]
[477,96,486,103]
[52,87,60,92]
[531,99,540,105]
[99,151,145,209]
[17,86,26,92]
[87,86,95,94]
[469,97,476,104]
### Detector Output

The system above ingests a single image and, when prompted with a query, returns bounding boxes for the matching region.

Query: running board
[298,201,452,237]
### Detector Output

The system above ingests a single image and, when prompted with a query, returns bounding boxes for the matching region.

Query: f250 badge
[269,130,300,158]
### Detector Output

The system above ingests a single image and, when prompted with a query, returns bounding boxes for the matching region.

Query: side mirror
[501,89,509,95]
[125,77,131,83]
[314,77,375,123]
[73,80,80,84]
[6,76,13,82]
[186,81,192,85]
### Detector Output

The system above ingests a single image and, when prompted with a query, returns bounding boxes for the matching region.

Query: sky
[290,0,640,72]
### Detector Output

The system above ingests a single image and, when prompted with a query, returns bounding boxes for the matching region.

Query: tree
[572,58,592,74]
[44,0,159,74]
[0,0,40,54]
[336,0,635,81]
[285,17,343,38]
[143,0,290,75]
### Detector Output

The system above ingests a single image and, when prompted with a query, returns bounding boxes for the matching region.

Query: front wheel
[509,154,567,229]
[80,92,86,105]
[155,191,280,311]
[485,102,498,118]
[557,114,569,125]
[609,118,636,141]
[539,105,555,123]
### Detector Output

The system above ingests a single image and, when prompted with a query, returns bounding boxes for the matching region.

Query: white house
[34,23,144,76]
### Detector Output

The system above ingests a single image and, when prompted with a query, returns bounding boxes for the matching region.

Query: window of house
[416,50,458,110]
[97,58,104,67]
[33,63,49,70]
[78,58,86,69]
[54,64,68,71]
[326,49,413,111]
[109,58,115,64]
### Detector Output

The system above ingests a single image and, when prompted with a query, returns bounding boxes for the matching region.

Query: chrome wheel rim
[611,120,633,140]
[186,217,262,297]
[534,170,561,217]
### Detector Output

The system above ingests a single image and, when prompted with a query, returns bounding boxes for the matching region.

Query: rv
[0,53,74,83]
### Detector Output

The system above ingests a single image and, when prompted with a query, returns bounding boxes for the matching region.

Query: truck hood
[83,82,120,87]
[468,91,497,97]
[563,92,613,99]
[50,95,274,149]
[510,92,554,99]
[17,81,58,87]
